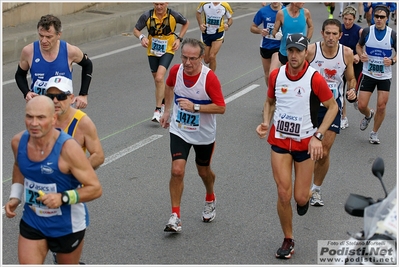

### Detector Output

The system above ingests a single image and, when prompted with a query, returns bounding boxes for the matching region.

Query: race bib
[151,38,167,57]
[327,81,339,100]
[368,58,385,74]
[32,79,48,95]
[275,113,303,140]
[206,16,221,29]
[176,108,200,132]
[264,22,276,39]
[24,178,61,217]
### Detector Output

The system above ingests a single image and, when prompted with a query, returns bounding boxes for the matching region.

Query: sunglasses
[45,93,70,101]
[374,14,387,19]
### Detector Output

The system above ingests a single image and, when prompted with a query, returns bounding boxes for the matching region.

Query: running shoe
[357,16,362,23]
[369,131,380,144]
[164,213,182,233]
[202,199,216,222]
[160,104,165,116]
[340,116,349,129]
[339,12,342,17]
[328,14,334,19]
[360,109,374,131]
[297,200,309,216]
[276,238,295,259]
[151,109,161,123]
[52,252,57,264]
[310,189,324,206]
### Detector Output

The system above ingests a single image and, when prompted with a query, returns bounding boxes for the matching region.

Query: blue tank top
[252,4,281,49]
[280,8,307,56]
[30,40,72,95]
[340,23,362,55]
[19,130,88,237]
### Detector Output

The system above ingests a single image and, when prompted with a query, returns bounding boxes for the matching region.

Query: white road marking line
[3,84,260,179]
[100,84,259,167]
[225,84,259,103]
[101,134,163,167]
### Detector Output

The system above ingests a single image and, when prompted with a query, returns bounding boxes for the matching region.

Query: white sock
[311,184,321,191]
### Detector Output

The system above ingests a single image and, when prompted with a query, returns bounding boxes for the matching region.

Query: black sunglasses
[374,14,387,19]
[45,93,70,101]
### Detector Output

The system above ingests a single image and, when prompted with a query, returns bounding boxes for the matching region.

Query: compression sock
[172,207,180,218]
[205,193,215,202]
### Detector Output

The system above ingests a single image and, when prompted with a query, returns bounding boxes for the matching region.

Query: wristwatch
[194,104,200,112]
[391,58,396,65]
[177,36,183,42]
[313,132,324,141]
[61,192,69,205]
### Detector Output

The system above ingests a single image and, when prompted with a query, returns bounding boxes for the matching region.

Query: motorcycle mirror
[345,193,375,217]
[371,157,388,198]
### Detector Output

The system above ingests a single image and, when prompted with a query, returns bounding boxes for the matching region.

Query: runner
[133,2,189,123]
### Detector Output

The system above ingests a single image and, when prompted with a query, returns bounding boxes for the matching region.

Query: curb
[2,3,199,64]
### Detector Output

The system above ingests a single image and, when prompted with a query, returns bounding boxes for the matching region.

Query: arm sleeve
[170,10,188,25]
[166,64,179,87]
[15,65,30,98]
[135,12,150,31]
[267,68,279,99]
[391,30,397,52]
[77,54,93,96]
[358,27,369,46]
[205,71,225,106]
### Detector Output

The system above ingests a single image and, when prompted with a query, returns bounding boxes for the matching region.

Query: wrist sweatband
[65,189,80,205]
[347,88,357,103]
[77,54,93,96]
[15,65,30,98]
[139,34,145,41]
[9,183,24,201]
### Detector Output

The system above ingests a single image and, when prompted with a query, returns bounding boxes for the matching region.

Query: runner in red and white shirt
[256,33,338,260]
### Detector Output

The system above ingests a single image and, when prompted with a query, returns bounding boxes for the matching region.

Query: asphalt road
[2,3,397,265]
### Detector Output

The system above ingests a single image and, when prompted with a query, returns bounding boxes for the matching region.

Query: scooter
[333,157,397,265]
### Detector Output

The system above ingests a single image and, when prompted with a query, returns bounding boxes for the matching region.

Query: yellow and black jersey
[135,8,188,56]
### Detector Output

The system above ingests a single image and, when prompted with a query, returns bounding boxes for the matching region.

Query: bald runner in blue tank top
[18,130,89,238]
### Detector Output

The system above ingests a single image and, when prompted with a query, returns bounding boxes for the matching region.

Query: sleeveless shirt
[30,40,72,95]
[170,64,215,145]
[19,130,88,237]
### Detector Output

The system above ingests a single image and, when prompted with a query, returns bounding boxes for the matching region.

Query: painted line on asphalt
[2,83,260,181]
[101,134,163,167]
[225,84,259,103]
[101,84,260,167]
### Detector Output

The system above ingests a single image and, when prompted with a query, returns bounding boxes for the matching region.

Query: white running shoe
[151,110,161,123]
[202,199,216,222]
[310,189,324,206]
[164,213,182,233]
[369,131,380,144]
[160,104,165,116]
[340,117,349,129]
[360,109,374,131]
